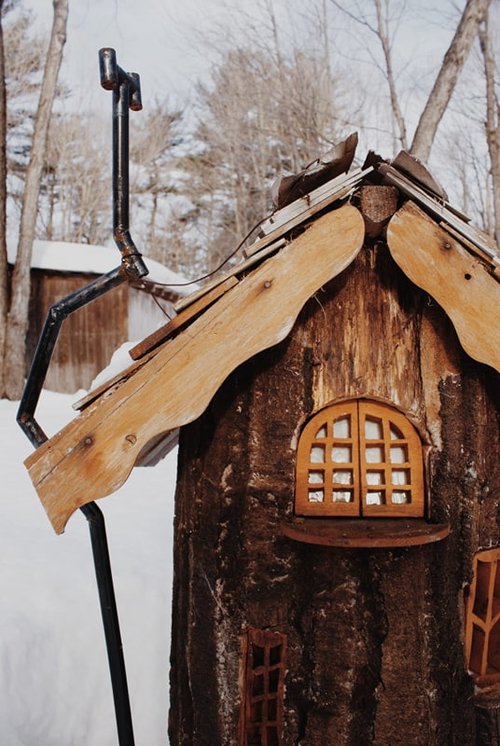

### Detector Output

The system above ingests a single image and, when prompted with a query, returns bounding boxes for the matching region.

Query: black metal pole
[81,503,135,746]
[17,48,149,746]
[16,266,136,746]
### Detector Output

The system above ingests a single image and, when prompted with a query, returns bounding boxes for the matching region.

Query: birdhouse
[24,149,500,745]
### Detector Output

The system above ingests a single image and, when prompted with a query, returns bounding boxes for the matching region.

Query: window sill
[282,518,451,548]
[473,681,500,708]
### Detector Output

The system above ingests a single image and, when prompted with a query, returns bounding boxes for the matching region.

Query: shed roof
[8,239,198,297]
[24,147,500,533]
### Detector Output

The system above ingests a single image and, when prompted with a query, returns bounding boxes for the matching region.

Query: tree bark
[410,0,491,163]
[2,0,68,399]
[169,223,499,744]
[0,0,8,396]
[479,13,500,245]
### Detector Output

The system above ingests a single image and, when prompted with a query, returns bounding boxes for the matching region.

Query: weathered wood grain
[25,204,365,533]
[129,275,239,360]
[387,201,500,372]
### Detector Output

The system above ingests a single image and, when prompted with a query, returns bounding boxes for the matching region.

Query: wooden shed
[24,151,500,745]
[8,239,196,393]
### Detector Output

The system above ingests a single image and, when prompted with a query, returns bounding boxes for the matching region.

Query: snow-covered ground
[0,390,176,745]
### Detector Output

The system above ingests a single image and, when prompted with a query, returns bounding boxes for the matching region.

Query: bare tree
[2,0,68,399]
[178,43,347,272]
[330,0,409,151]
[411,0,491,161]
[479,9,500,243]
[40,113,110,245]
[129,100,182,254]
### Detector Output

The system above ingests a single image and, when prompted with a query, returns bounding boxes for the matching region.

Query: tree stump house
[24,151,500,745]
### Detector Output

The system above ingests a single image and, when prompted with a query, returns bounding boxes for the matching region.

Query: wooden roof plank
[243,167,372,259]
[258,167,368,236]
[387,201,500,372]
[173,238,286,313]
[380,163,499,269]
[130,275,239,360]
[25,205,365,533]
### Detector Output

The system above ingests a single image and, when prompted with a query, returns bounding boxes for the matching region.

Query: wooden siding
[27,270,129,393]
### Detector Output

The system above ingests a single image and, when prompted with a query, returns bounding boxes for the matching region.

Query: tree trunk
[479,14,500,245]
[169,224,499,744]
[2,0,68,399]
[410,0,491,163]
[0,0,8,397]
[373,0,408,151]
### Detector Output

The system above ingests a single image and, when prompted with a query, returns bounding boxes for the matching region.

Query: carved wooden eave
[25,204,365,533]
[387,201,500,372]
[23,157,500,534]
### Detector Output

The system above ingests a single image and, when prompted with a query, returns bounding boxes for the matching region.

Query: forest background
[0,0,498,398]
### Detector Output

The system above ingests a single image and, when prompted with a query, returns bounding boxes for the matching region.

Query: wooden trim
[239,627,287,746]
[380,164,499,268]
[129,276,239,360]
[173,238,286,314]
[387,201,500,372]
[282,519,451,548]
[243,167,372,259]
[25,205,365,533]
[295,399,425,519]
[358,400,424,518]
[465,548,500,685]
[295,400,360,517]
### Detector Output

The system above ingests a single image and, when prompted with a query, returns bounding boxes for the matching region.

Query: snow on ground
[0,390,176,745]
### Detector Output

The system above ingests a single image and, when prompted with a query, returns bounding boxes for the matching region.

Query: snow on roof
[7,239,198,296]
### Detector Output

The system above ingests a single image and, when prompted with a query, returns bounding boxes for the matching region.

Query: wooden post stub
[359,185,399,238]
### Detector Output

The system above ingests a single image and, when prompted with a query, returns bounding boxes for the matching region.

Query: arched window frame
[295,399,425,518]
[465,548,500,685]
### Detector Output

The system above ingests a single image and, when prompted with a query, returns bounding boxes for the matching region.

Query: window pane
[366,445,384,463]
[391,469,409,485]
[366,490,384,505]
[473,560,491,619]
[308,489,324,503]
[332,445,351,463]
[308,470,324,484]
[390,445,408,464]
[366,470,384,485]
[390,424,404,440]
[310,445,325,463]
[332,489,353,503]
[365,417,382,439]
[469,626,486,675]
[315,424,327,439]
[333,416,350,438]
[333,469,352,484]
[392,490,410,504]
[252,674,265,696]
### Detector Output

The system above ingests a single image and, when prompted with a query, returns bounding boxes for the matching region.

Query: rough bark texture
[479,14,500,245]
[169,234,499,744]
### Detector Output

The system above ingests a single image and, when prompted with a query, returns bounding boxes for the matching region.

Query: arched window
[295,399,424,518]
[465,548,500,685]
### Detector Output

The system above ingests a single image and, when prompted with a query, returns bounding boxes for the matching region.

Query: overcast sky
[24,0,262,115]
[21,0,488,176]
[21,0,474,149]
